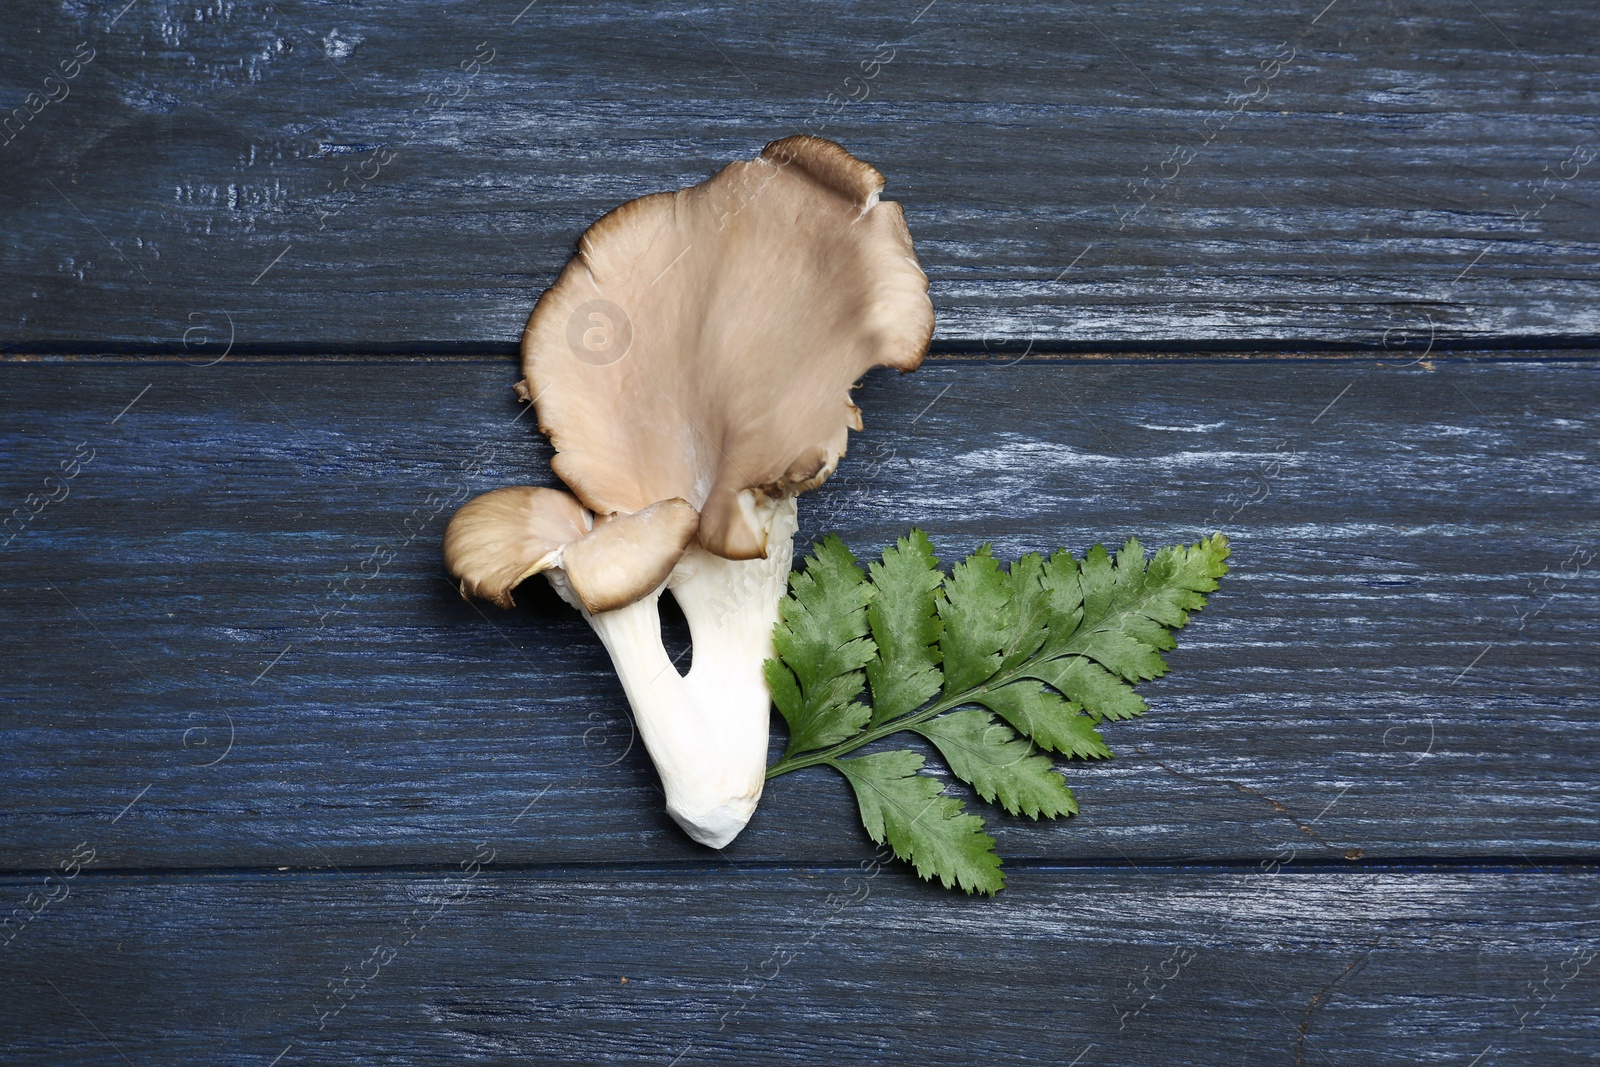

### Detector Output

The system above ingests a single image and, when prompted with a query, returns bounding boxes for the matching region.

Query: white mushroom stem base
[547,497,798,848]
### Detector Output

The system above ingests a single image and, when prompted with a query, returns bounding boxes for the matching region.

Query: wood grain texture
[1,358,1594,872]
[3,1,1599,348]
[2,867,1597,1064]
[5,1,1597,1057]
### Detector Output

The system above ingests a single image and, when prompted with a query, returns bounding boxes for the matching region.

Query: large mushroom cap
[519,136,934,560]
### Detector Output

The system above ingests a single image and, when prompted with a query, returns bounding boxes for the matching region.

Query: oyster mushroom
[445,136,933,847]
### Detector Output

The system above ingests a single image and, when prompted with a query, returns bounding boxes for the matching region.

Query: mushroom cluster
[444,136,933,847]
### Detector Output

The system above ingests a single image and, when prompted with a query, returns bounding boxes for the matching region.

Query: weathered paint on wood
[2,358,1594,873]
[4,0,1598,1056]
[1,867,1596,1064]
[3,1,1599,347]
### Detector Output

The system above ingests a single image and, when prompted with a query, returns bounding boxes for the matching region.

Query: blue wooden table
[3,2,1597,1063]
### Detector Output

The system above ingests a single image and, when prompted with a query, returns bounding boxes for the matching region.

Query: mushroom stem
[552,498,798,848]
[670,496,798,842]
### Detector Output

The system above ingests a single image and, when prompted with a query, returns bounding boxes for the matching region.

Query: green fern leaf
[914,709,1078,818]
[765,535,876,755]
[971,681,1112,759]
[937,546,1013,694]
[833,750,1005,895]
[765,530,1230,896]
[863,530,944,725]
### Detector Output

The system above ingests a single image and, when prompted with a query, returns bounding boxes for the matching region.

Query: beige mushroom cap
[519,136,934,560]
[443,486,588,609]
[565,498,699,612]
[443,487,698,613]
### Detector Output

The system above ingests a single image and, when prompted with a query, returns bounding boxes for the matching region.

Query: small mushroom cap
[443,487,700,614]
[443,486,589,609]
[520,135,934,560]
[563,498,699,613]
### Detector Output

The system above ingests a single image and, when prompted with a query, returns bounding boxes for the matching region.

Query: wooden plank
[2,358,1594,871]
[3,1,1599,348]
[1,867,1595,1063]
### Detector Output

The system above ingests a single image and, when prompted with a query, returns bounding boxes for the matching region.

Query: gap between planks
[3,347,1600,365]
[0,856,1594,883]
